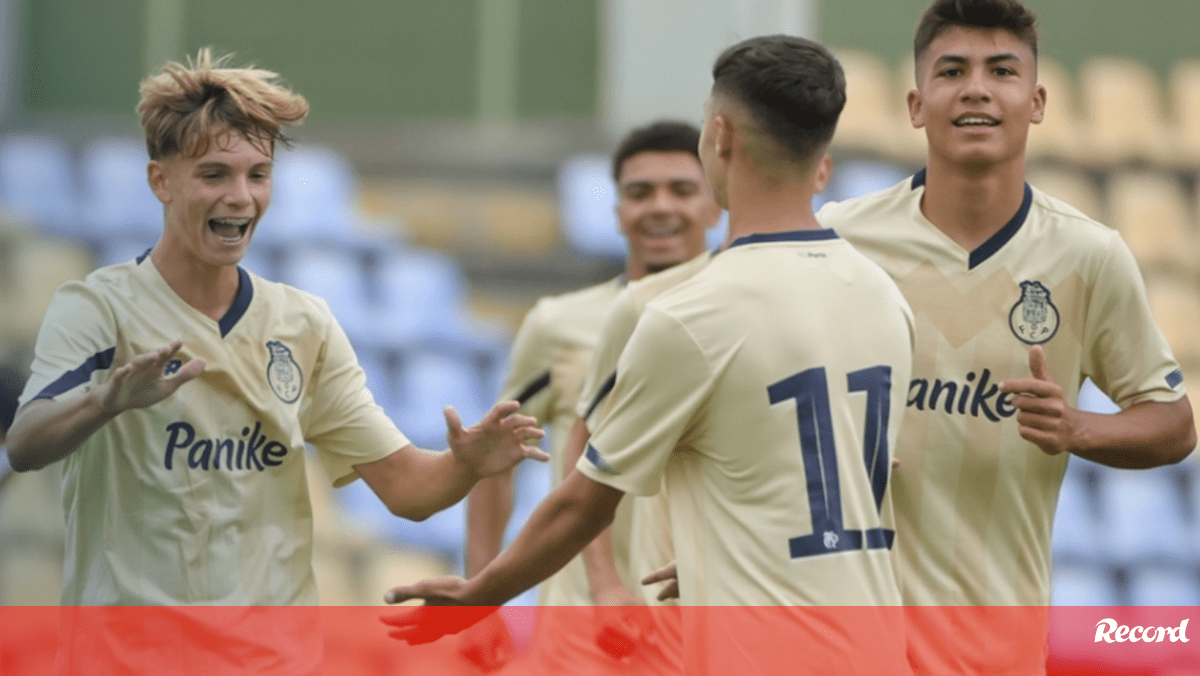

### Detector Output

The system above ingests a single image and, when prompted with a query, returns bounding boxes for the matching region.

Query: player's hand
[382,576,498,644]
[93,341,205,415]
[456,610,513,671]
[999,345,1080,456]
[641,562,679,602]
[445,401,548,478]
[592,585,652,661]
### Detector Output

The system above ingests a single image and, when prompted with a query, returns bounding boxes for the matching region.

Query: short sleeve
[575,288,640,425]
[1083,235,1186,406]
[497,300,556,423]
[301,313,411,487]
[19,281,118,408]
[576,306,712,496]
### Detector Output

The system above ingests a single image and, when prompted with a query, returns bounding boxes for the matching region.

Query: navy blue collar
[911,168,1033,269]
[727,229,840,249]
[138,250,253,338]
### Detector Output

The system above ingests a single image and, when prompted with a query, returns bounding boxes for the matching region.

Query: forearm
[1070,397,1196,468]
[5,395,116,472]
[582,524,629,603]
[468,471,622,606]
[465,470,515,576]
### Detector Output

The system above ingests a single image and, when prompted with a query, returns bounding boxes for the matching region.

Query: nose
[225,175,252,206]
[647,186,676,213]
[960,69,991,102]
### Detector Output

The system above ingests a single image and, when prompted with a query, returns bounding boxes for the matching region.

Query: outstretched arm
[999,346,1196,468]
[7,341,205,472]
[355,402,546,522]
[381,470,624,643]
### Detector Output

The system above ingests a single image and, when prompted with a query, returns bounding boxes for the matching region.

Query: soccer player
[816,1,1197,673]
[3,49,545,674]
[460,121,719,673]
[385,35,916,676]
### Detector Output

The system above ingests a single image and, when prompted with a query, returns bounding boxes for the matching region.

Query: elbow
[4,439,37,473]
[386,500,436,522]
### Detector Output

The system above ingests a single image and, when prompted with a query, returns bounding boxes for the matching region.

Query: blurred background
[1,0,1199,621]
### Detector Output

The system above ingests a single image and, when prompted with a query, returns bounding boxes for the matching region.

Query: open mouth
[953,115,1000,128]
[208,217,252,244]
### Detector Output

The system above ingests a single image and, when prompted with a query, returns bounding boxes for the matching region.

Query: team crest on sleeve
[266,340,303,403]
[1009,280,1060,345]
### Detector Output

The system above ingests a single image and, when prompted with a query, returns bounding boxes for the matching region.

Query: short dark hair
[611,121,702,182]
[711,35,845,165]
[914,0,1038,65]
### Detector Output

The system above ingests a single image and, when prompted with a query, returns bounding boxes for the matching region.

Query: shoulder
[527,276,622,327]
[247,271,339,331]
[817,175,917,231]
[1025,186,1129,269]
[625,252,712,311]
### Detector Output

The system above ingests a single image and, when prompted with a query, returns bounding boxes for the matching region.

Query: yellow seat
[1027,59,1088,164]
[1025,165,1103,221]
[1168,59,1200,167]
[1079,57,1173,166]
[1146,277,1200,368]
[833,51,923,162]
[1107,171,1199,277]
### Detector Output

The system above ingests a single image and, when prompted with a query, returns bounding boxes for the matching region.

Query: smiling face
[909,26,1046,170]
[149,130,272,269]
[616,149,721,276]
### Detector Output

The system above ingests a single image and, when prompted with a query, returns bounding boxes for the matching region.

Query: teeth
[208,218,251,243]
[955,117,997,126]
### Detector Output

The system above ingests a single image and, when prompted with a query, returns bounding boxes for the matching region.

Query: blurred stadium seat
[1106,170,1199,277]
[557,153,623,258]
[833,51,915,162]
[78,137,163,249]
[1145,277,1200,368]
[1125,563,1200,606]
[1026,59,1087,164]
[1080,57,1174,165]
[1051,562,1120,606]
[0,134,80,236]
[1025,165,1103,222]
[1169,59,1200,166]
[1052,461,1103,562]
[1096,466,1195,566]
[277,244,374,341]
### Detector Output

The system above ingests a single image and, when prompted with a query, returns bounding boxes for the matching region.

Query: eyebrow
[619,177,700,189]
[194,161,273,171]
[934,53,1022,67]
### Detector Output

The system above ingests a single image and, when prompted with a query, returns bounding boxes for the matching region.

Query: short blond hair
[137,47,309,160]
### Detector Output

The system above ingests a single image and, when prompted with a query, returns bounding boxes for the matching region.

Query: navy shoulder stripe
[514,370,551,405]
[1166,369,1184,389]
[33,347,116,400]
[582,371,617,421]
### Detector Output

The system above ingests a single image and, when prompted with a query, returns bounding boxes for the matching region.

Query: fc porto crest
[1009,280,1059,345]
[266,340,303,403]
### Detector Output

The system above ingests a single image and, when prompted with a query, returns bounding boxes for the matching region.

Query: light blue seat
[372,247,471,344]
[1126,563,1200,606]
[334,473,466,573]
[276,245,373,342]
[0,134,81,236]
[557,153,623,258]
[389,348,490,450]
[79,138,163,247]
[1051,563,1120,606]
[824,159,910,202]
[1097,466,1194,566]
[1052,461,1103,562]
[1077,377,1120,414]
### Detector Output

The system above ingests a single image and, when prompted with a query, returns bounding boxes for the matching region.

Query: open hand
[456,610,513,671]
[95,341,205,414]
[446,401,548,478]
[641,562,679,602]
[999,345,1080,456]
[381,576,498,645]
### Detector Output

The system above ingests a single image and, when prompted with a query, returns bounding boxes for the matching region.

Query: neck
[920,155,1027,251]
[722,168,820,245]
[150,244,241,321]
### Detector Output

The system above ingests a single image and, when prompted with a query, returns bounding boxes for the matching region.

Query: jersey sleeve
[497,299,557,423]
[574,288,640,426]
[301,313,411,487]
[576,305,712,496]
[1082,235,1187,406]
[18,280,118,408]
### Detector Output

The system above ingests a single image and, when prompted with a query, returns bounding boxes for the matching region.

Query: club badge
[1009,280,1059,345]
[266,340,303,403]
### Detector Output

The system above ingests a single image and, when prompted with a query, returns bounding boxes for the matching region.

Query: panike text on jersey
[19,253,407,607]
[818,171,1187,675]
[577,230,915,675]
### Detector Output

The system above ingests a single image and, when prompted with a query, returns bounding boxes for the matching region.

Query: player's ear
[1030,83,1047,125]
[714,114,733,160]
[812,153,833,194]
[907,88,926,129]
[147,160,171,204]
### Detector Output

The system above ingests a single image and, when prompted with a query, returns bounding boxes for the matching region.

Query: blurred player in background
[816,0,1197,673]
[387,34,916,676]
[4,48,545,675]
[461,120,719,673]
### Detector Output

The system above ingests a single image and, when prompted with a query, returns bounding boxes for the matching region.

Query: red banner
[0,606,1195,675]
